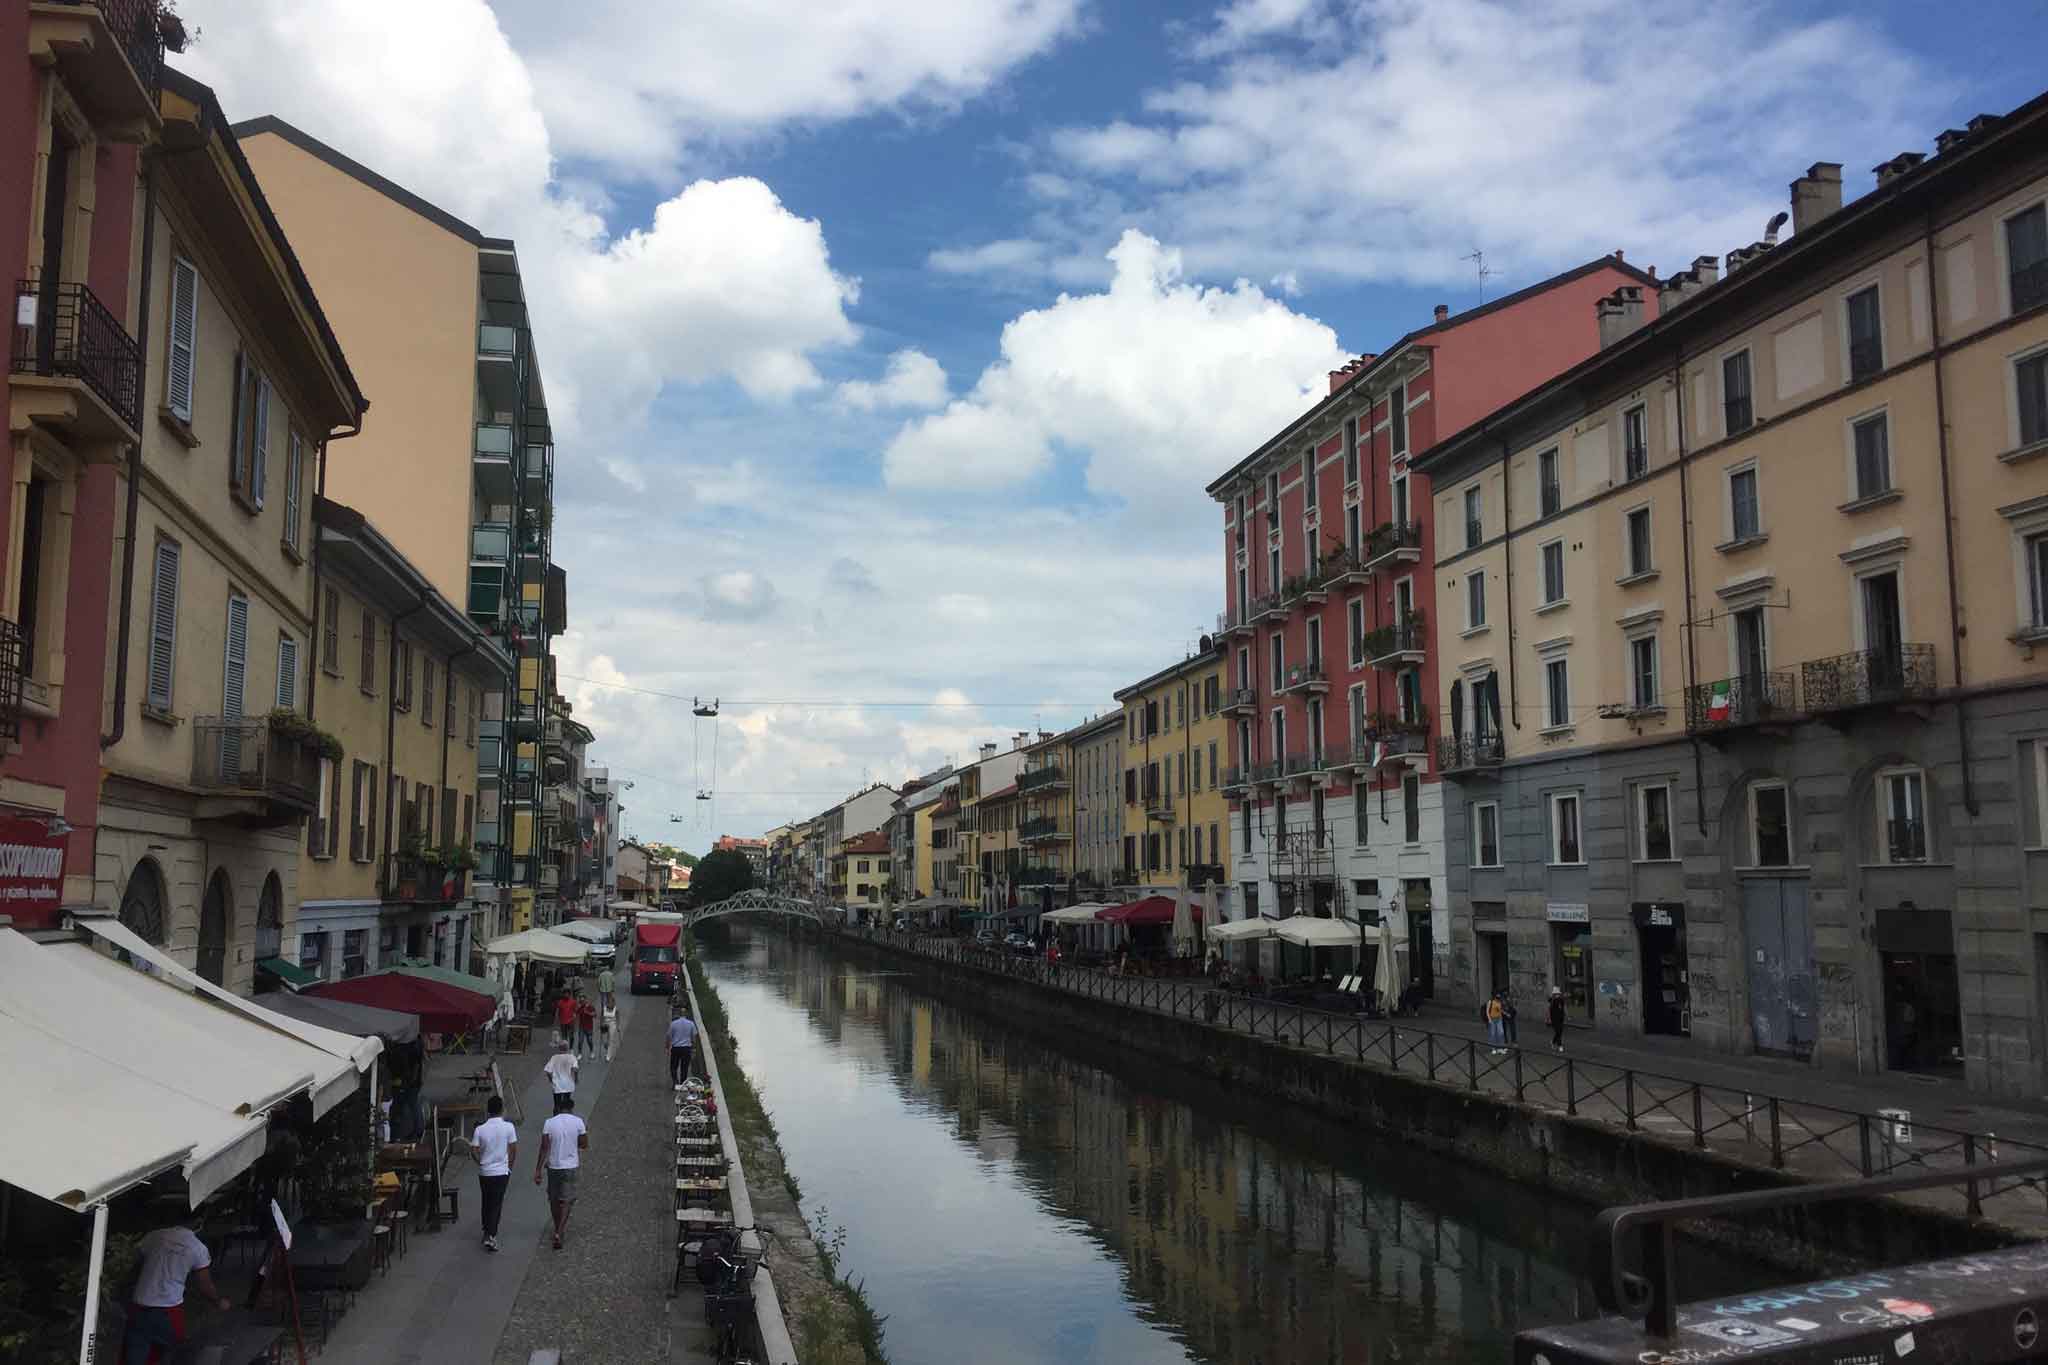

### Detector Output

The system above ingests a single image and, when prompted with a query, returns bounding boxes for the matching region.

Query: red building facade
[1206,256,1654,995]
[5,2,162,926]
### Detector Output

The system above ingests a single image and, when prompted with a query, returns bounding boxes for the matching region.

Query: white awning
[85,918,378,1088]
[0,929,298,1208]
[554,919,618,944]
[1041,903,1109,924]
[635,910,686,924]
[1274,916,1366,948]
[485,928,589,963]
[606,899,647,913]
[1208,916,1277,942]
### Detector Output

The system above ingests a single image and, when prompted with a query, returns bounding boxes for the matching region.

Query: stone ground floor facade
[1439,683,2048,1098]
[1229,773,1450,990]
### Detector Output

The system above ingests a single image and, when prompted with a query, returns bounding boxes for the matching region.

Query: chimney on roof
[1789,162,1843,235]
[979,742,997,761]
[1433,304,1449,323]
[1597,286,1648,349]
[1873,151,1926,186]
[1326,353,1375,395]
[1691,255,1720,288]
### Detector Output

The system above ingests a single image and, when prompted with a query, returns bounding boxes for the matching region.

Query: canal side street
[842,928,2048,1244]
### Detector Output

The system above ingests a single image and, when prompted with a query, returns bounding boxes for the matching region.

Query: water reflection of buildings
[743,937,1590,1363]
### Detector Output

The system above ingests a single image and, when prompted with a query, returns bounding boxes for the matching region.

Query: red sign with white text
[0,815,68,928]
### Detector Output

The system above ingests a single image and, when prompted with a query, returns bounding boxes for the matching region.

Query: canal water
[699,929,1757,1365]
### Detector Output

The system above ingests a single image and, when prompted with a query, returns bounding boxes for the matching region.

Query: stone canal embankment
[827,928,2045,1273]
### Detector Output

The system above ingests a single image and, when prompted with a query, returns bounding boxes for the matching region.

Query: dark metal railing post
[1624,1070,1638,1131]
[1769,1098,1784,1168]
[1386,1025,1397,1072]
[1467,1040,1478,1091]
[1513,1048,1524,1102]
[1964,1134,1981,1218]
[1425,1032,1435,1081]
[1859,1114,1874,1177]
[1691,1084,1705,1149]
[1566,1058,1577,1115]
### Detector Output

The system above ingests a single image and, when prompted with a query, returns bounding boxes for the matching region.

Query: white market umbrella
[1171,887,1197,954]
[1373,913,1408,1004]
[1042,903,1108,925]
[1273,917,1364,948]
[485,928,588,964]
[555,919,619,944]
[1207,917,1275,942]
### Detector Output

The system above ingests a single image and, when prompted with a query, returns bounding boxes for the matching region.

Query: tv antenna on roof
[1463,248,1492,302]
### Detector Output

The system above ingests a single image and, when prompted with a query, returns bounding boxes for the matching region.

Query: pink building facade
[1206,256,1655,996]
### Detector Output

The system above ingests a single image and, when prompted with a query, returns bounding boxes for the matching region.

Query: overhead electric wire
[558,674,1093,711]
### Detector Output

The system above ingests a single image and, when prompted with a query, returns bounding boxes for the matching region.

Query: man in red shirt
[554,989,576,1048]
[575,995,597,1057]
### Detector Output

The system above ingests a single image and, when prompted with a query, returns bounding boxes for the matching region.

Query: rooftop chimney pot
[1788,162,1843,235]
[1872,152,1926,186]
[1691,255,1720,287]
[1433,304,1449,323]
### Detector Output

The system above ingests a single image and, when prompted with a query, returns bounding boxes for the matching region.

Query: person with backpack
[1548,988,1569,1052]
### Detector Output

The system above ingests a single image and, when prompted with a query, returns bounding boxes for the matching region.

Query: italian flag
[1707,681,1732,722]
[1370,739,1386,768]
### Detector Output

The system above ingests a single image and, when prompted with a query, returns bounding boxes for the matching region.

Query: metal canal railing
[838,928,2048,1230]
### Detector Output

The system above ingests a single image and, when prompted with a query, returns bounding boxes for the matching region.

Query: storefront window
[342,929,367,979]
[299,931,328,980]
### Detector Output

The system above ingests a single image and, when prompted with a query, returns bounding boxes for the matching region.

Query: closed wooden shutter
[167,257,198,421]
[350,761,366,861]
[145,539,179,711]
[275,634,298,710]
[250,374,270,507]
[221,593,249,777]
[228,350,247,489]
[365,763,379,864]
[283,432,303,550]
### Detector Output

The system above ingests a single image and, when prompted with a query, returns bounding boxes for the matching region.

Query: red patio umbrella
[307,968,494,1035]
[1096,895,1197,926]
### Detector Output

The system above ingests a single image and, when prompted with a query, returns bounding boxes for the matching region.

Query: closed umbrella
[1171,886,1196,955]
[308,970,494,1035]
[1373,908,1408,1007]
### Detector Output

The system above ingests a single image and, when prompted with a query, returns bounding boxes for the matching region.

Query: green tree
[689,847,754,905]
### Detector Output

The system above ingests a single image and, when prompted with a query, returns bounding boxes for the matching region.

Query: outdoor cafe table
[287,1221,372,1292]
[168,1307,285,1364]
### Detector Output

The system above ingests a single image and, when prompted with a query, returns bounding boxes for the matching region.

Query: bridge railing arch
[682,889,827,930]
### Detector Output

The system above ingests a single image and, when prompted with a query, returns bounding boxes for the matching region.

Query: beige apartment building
[292,497,509,981]
[94,71,366,995]
[1416,94,2048,1096]
[237,117,569,933]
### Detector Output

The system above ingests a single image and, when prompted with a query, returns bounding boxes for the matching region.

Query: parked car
[973,929,998,948]
[1002,931,1033,954]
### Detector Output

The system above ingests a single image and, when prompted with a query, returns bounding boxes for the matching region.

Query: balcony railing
[1017,766,1067,793]
[1250,759,1285,786]
[1019,816,1064,843]
[2014,260,2048,314]
[1801,645,1936,714]
[471,523,512,565]
[1323,547,1369,584]
[1848,336,1883,383]
[1280,662,1328,693]
[45,0,165,105]
[12,279,141,431]
[384,854,468,904]
[1143,792,1175,821]
[1246,590,1290,624]
[1283,750,1323,779]
[1364,614,1427,666]
[0,617,21,745]
[477,322,521,358]
[1435,733,1504,772]
[191,718,319,814]
[1220,765,1249,792]
[1014,863,1063,885]
[1685,670,1797,733]
[1269,830,1336,878]
[1887,817,1928,864]
[1364,520,1423,569]
[1221,686,1257,714]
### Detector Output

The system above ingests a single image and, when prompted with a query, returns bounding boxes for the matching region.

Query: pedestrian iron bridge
[683,890,827,929]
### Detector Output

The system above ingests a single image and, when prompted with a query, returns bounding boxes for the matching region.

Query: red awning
[1097,895,1198,926]
[307,970,494,1035]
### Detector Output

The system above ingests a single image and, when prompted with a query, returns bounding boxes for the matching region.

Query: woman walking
[1484,992,1506,1055]
[1548,988,1568,1052]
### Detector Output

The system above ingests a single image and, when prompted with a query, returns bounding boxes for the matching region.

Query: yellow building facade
[1113,644,1232,901]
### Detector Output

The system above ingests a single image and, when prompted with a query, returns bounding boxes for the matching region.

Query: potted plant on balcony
[394,830,429,900]
[266,707,319,749]
[158,3,191,53]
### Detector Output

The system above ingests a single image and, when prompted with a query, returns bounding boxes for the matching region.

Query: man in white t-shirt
[472,1095,518,1253]
[533,1096,589,1250]
[543,1037,579,1105]
[124,1206,230,1362]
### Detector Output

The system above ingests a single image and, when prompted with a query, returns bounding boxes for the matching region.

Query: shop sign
[1631,902,1682,929]
[1545,901,1590,924]
[0,814,68,926]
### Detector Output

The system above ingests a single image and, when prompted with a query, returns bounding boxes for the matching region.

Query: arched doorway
[118,859,167,947]
[256,872,283,961]
[198,869,232,986]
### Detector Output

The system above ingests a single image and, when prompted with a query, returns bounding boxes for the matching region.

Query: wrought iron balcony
[1886,817,1928,864]
[384,854,468,905]
[1801,644,1936,715]
[1220,765,1249,792]
[1221,686,1258,715]
[1435,733,1504,773]
[1219,605,1256,637]
[1019,815,1065,844]
[1269,830,1336,878]
[1246,590,1290,625]
[0,617,20,745]
[1143,792,1176,822]
[1685,670,1797,734]
[1017,766,1067,794]
[1323,546,1370,585]
[32,0,165,129]
[11,278,141,436]
[1283,749,1324,780]
[1364,520,1423,570]
[1015,863,1063,885]
[1279,661,1329,693]
[191,718,320,817]
[1365,613,1427,668]
[1250,759,1285,787]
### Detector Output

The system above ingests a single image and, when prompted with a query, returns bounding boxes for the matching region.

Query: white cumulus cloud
[884,230,1347,500]
[836,349,949,411]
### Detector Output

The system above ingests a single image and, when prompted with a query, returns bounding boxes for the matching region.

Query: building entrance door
[1632,902,1689,1036]
[1875,906,1961,1073]
[1477,930,1509,997]
[1404,879,1433,998]
[1742,877,1815,1056]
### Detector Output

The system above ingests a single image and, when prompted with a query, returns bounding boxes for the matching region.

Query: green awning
[257,956,321,990]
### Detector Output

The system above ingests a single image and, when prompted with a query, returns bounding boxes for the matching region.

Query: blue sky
[185,0,2045,846]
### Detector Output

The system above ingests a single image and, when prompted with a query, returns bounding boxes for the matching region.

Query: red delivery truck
[632,922,683,994]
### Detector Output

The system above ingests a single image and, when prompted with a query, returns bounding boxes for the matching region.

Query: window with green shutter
[145,539,179,711]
